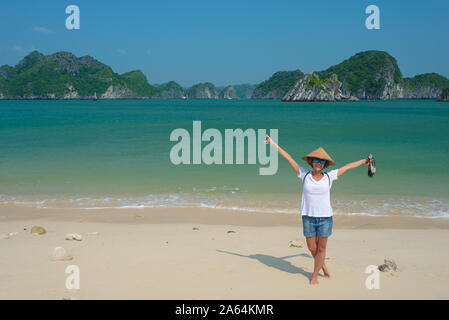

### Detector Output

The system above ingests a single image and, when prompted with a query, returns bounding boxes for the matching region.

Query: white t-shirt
[298,166,339,217]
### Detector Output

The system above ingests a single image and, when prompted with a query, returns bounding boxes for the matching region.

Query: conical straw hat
[302,147,336,168]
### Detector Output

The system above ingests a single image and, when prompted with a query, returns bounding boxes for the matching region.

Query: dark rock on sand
[31,226,46,235]
[378,258,398,272]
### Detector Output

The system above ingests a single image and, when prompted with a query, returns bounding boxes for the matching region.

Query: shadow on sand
[216,249,313,280]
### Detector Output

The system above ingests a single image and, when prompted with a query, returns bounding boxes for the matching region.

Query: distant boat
[92,92,98,101]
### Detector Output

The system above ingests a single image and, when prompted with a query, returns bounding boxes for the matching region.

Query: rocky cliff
[155,81,186,99]
[0,51,158,99]
[438,87,449,101]
[283,73,359,102]
[318,51,448,100]
[217,84,255,99]
[233,84,256,99]
[318,51,403,100]
[119,70,159,98]
[401,73,449,99]
[187,82,218,99]
[256,50,448,101]
[219,85,238,99]
[2,50,448,101]
[251,70,304,99]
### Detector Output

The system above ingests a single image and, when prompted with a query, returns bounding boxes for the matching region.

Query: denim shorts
[302,215,333,238]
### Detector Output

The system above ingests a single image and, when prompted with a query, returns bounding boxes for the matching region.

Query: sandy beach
[0,204,448,300]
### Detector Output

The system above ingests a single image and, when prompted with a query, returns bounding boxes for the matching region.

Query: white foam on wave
[335,211,389,217]
[1,193,449,218]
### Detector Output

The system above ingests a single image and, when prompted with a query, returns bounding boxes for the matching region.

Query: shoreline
[1,191,449,219]
[1,204,449,229]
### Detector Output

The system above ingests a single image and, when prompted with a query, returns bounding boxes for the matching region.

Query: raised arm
[337,158,369,177]
[265,135,299,175]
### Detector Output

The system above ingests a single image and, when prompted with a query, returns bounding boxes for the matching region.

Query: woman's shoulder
[298,166,311,180]
[324,168,339,181]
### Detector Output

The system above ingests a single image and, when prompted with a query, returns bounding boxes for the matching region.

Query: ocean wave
[0,193,448,218]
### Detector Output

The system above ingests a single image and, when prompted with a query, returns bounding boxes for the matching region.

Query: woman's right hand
[265,134,274,145]
[266,135,299,174]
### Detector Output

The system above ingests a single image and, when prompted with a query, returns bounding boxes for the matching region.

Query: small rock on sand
[65,233,83,241]
[31,226,46,235]
[378,258,398,272]
[0,234,10,240]
[378,264,388,272]
[288,239,303,248]
[227,230,236,234]
[192,227,199,231]
[51,247,73,261]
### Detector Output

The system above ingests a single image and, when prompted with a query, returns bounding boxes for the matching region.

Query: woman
[265,135,369,285]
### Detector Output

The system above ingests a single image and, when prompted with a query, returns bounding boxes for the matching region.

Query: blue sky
[0,0,447,87]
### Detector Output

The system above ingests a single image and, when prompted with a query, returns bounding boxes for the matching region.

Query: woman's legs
[303,216,332,284]
[315,236,331,279]
[306,236,330,276]
[306,236,329,285]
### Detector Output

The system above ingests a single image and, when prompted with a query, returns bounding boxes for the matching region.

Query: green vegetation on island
[259,50,449,100]
[233,84,256,99]
[187,82,218,99]
[218,85,238,99]
[1,50,448,101]
[318,50,402,98]
[155,81,186,99]
[438,87,449,101]
[0,51,159,99]
[402,73,449,91]
[213,84,255,99]
[251,70,304,99]
[303,73,330,93]
[120,70,159,97]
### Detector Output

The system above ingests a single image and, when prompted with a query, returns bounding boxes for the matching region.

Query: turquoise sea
[0,99,448,217]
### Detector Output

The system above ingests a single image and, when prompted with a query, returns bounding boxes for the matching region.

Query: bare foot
[322,264,331,279]
[310,276,319,285]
